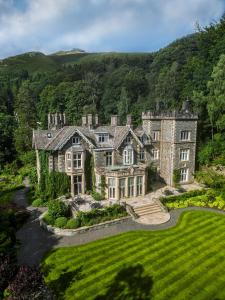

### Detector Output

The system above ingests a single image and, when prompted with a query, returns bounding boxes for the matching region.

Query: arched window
[123,145,134,165]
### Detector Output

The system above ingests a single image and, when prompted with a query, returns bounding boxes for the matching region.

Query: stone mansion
[32,101,198,200]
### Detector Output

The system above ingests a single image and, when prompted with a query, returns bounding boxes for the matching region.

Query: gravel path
[13,187,225,266]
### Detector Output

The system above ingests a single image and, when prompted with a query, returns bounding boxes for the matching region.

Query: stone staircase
[133,202,164,217]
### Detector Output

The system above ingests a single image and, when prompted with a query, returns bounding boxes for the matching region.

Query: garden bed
[161,188,225,211]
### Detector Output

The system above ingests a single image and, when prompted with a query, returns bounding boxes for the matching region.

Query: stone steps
[133,203,163,217]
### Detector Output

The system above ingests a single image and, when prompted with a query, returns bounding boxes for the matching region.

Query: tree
[14,80,37,154]
[207,54,225,133]
[117,87,131,122]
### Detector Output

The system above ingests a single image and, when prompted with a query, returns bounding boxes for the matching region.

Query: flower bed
[161,188,225,210]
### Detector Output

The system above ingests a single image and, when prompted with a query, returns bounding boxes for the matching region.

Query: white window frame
[74,175,82,195]
[119,178,126,199]
[180,131,191,141]
[180,168,188,182]
[123,147,134,165]
[153,131,160,141]
[98,133,109,143]
[137,176,143,196]
[128,177,134,197]
[106,151,113,166]
[66,153,72,170]
[152,149,159,160]
[108,177,116,199]
[139,149,145,161]
[180,149,190,161]
[73,153,82,169]
[72,136,80,145]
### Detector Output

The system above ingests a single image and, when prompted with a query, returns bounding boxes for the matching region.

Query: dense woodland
[1,16,225,170]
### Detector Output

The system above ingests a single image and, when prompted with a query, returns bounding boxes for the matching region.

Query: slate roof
[33,124,144,151]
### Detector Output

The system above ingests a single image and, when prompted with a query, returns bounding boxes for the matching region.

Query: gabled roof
[33,124,144,151]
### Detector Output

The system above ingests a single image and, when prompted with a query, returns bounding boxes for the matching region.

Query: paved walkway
[13,187,225,267]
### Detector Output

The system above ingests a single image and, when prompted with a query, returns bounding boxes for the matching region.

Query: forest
[1,15,225,170]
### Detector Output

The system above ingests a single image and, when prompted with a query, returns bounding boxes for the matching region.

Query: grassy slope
[42,211,225,300]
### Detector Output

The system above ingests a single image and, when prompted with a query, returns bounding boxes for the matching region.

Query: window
[108,178,116,199]
[152,149,159,160]
[72,136,80,145]
[73,153,82,169]
[180,131,191,141]
[137,176,143,196]
[74,175,82,195]
[139,149,145,161]
[123,146,134,165]
[180,168,188,182]
[180,149,190,161]
[98,133,109,143]
[66,153,71,170]
[119,178,126,199]
[125,136,132,144]
[141,134,149,144]
[153,131,160,141]
[128,177,134,197]
[106,151,112,166]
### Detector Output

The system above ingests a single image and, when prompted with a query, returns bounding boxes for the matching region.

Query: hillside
[0,16,225,168]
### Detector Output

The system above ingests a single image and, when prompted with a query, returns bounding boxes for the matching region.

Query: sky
[0,0,224,59]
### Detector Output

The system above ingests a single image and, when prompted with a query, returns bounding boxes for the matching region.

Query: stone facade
[33,102,198,200]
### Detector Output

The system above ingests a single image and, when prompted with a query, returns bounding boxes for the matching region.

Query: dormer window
[98,133,109,143]
[47,133,52,138]
[125,136,132,144]
[123,145,134,165]
[72,136,80,145]
[141,134,149,144]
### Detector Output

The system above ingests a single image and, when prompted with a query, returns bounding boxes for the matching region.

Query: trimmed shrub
[66,218,80,229]
[32,199,44,207]
[54,217,68,228]
[91,190,104,201]
[43,213,55,226]
[47,200,70,220]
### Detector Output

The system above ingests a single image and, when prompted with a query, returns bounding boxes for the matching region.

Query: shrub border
[39,211,131,236]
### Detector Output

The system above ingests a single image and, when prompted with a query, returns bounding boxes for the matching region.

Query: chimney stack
[82,115,87,126]
[126,115,132,127]
[111,115,119,126]
[48,112,66,130]
[95,114,99,127]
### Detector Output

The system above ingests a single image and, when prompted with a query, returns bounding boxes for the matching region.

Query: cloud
[0,0,224,58]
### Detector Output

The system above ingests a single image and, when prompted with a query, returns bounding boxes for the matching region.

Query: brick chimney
[48,112,66,130]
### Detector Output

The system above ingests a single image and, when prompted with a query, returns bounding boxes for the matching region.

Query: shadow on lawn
[95,264,153,300]
[44,265,83,299]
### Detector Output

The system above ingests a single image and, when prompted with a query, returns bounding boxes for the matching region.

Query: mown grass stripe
[73,216,219,298]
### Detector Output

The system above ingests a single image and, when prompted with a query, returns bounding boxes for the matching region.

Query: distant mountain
[52,48,86,56]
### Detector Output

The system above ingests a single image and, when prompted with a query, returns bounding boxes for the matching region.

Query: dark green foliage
[195,168,225,189]
[38,151,70,199]
[173,169,181,188]
[75,204,128,227]
[161,189,206,204]
[84,151,93,191]
[47,200,70,220]
[91,190,105,201]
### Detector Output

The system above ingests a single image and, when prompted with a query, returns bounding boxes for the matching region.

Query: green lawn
[42,211,225,300]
